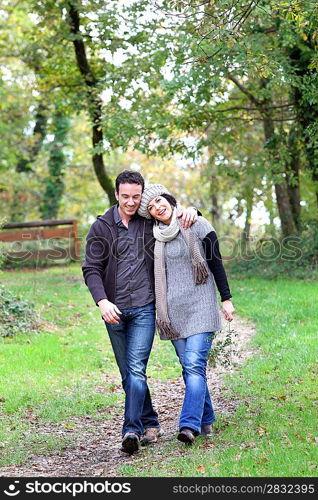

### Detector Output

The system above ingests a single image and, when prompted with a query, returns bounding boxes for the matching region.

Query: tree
[40,112,71,219]
[66,1,116,204]
[100,0,316,236]
[1,0,317,237]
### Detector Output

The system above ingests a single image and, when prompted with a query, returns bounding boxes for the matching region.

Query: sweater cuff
[89,287,108,306]
[221,294,232,302]
[95,297,108,306]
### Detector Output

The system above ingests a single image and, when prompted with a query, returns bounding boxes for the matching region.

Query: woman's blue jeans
[105,302,159,437]
[172,332,216,434]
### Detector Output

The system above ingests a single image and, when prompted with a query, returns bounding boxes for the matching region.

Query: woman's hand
[221,299,235,321]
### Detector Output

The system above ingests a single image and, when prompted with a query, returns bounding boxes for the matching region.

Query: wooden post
[71,220,80,261]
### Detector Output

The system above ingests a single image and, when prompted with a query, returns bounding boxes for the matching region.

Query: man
[82,170,197,454]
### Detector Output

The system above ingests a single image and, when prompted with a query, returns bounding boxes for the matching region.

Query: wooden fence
[0,219,80,263]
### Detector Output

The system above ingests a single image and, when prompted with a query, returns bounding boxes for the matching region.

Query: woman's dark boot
[200,424,212,437]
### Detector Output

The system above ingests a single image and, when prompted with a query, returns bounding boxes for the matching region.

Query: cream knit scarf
[153,207,209,339]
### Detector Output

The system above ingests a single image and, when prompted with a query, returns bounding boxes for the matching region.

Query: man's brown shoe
[121,432,140,454]
[140,427,164,446]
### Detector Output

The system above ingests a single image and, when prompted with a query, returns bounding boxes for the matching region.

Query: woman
[138,184,235,445]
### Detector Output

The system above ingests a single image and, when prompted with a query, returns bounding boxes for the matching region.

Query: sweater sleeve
[82,224,110,305]
[202,230,232,302]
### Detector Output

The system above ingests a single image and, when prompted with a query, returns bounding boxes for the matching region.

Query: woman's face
[147,195,173,224]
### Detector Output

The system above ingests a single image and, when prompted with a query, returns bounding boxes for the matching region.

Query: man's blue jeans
[105,302,159,437]
[172,332,216,434]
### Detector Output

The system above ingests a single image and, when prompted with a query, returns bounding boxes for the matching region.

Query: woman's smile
[148,196,172,224]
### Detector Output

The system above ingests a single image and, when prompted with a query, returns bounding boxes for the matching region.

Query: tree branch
[211,103,294,113]
[227,73,261,106]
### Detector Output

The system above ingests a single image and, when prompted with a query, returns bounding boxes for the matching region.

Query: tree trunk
[67,2,116,205]
[241,187,253,250]
[288,44,318,211]
[286,128,301,231]
[228,74,299,236]
[209,165,221,231]
[262,117,298,236]
[260,80,298,236]
[273,183,298,237]
[207,138,221,230]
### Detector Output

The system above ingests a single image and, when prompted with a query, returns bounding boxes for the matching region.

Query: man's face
[115,183,143,219]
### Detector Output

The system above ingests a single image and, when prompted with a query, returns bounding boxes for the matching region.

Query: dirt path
[0,316,257,477]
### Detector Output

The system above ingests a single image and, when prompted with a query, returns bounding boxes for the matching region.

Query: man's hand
[98,299,122,324]
[221,300,235,321]
[177,206,198,229]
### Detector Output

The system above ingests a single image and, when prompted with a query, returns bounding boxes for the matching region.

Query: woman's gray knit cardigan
[159,216,226,340]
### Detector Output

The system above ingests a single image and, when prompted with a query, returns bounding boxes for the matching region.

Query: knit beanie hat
[138,183,171,219]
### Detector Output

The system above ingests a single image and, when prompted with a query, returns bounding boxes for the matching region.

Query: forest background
[1,0,317,276]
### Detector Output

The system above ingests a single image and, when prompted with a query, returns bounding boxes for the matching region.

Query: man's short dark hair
[115,170,145,193]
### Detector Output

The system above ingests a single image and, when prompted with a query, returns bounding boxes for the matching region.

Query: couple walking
[82,170,235,454]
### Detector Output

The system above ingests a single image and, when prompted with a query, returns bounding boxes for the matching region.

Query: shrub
[227,220,318,280]
[0,286,39,338]
[208,322,239,369]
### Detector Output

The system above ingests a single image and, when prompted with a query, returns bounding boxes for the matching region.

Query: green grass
[1,266,317,476]
[0,265,125,464]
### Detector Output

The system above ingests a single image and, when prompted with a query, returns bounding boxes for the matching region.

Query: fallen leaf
[196,465,205,473]
[240,441,256,449]
[295,433,305,441]
[256,457,268,465]
[93,468,105,475]
[257,425,267,435]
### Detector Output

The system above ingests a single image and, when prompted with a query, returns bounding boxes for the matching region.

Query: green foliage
[208,321,239,369]
[228,218,318,279]
[0,0,317,238]
[40,112,71,219]
[300,217,318,267]
[0,286,39,338]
